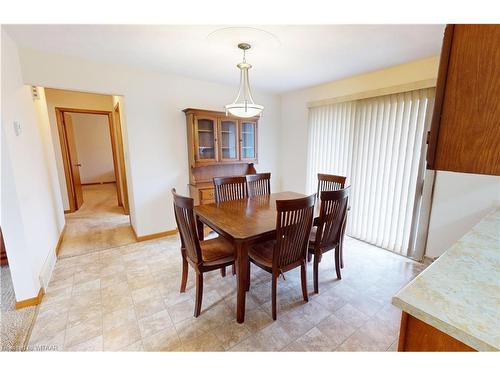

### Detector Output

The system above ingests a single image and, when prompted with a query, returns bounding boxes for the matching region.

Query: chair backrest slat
[274,195,315,269]
[317,173,346,195]
[213,176,247,204]
[315,187,350,250]
[246,173,271,197]
[172,189,202,264]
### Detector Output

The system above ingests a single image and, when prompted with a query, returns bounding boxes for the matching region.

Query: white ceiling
[4,25,445,93]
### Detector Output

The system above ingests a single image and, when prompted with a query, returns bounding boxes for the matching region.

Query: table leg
[196,215,204,240]
[235,240,248,323]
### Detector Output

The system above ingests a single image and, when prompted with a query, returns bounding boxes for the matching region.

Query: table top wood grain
[194,191,307,240]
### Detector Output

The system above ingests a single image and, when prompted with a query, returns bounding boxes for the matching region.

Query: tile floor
[27,184,426,351]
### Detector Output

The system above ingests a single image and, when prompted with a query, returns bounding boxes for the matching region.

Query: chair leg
[313,255,320,294]
[334,247,342,279]
[194,272,203,317]
[271,273,278,320]
[301,262,309,302]
[340,215,347,269]
[246,260,251,292]
[232,264,236,276]
[220,267,226,277]
[340,240,344,269]
[180,256,188,293]
[307,252,312,263]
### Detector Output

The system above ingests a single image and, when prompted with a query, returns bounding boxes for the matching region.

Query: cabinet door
[219,119,239,162]
[427,25,500,175]
[240,121,257,161]
[194,116,217,162]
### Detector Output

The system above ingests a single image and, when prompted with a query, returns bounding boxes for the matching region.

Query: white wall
[1,30,64,301]
[44,88,113,210]
[18,48,282,237]
[425,171,500,258]
[279,56,440,193]
[71,113,115,184]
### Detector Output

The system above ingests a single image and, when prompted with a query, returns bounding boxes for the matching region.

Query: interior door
[64,113,84,210]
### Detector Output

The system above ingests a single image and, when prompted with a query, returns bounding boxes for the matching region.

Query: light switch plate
[13,121,22,136]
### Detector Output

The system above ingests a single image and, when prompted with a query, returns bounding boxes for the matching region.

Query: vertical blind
[307,88,435,255]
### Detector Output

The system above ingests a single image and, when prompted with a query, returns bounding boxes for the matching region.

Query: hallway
[58,183,136,258]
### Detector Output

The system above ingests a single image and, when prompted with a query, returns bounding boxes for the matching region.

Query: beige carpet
[1,265,37,351]
[58,183,136,259]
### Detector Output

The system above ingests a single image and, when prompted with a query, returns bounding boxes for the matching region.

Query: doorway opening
[41,87,136,258]
[56,107,129,214]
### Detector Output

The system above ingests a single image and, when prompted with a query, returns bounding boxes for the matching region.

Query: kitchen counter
[392,208,500,351]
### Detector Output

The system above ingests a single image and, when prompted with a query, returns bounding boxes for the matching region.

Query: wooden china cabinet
[183,108,259,205]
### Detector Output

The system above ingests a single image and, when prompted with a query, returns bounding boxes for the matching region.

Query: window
[307,88,435,255]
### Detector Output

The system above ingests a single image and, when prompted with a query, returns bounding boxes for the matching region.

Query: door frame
[55,107,127,213]
[113,103,130,214]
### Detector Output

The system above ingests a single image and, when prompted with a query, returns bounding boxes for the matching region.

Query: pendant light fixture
[225,43,264,118]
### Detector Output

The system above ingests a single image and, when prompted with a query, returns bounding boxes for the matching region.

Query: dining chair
[317,173,346,195]
[308,187,350,293]
[247,194,315,320]
[246,172,271,197]
[172,189,236,317]
[314,173,348,269]
[213,175,247,276]
[213,176,248,203]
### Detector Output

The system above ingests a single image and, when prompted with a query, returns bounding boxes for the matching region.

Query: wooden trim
[426,24,455,170]
[81,181,116,186]
[55,108,77,212]
[132,227,178,242]
[55,224,67,257]
[54,107,112,115]
[307,78,437,108]
[107,112,123,207]
[55,106,126,213]
[113,103,130,214]
[15,288,45,309]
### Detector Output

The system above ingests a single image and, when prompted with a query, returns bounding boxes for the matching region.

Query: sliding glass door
[306,88,435,257]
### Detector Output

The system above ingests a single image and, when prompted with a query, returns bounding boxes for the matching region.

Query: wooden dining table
[194,191,316,323]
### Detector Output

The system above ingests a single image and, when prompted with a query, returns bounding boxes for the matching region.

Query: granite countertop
[392,208,500,351]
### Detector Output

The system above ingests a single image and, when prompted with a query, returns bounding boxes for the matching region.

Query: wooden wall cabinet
[184,108,258,205]
[427,24,500,176]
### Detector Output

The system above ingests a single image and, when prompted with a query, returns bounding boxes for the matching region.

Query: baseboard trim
[15,288,45,309]
[132,227,178,242]
[55,224,67,257]
[64,209,71,214]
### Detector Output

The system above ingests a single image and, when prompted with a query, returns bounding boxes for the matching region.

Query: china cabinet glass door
[219,120,238,161]
[240,121,257,160]
[195,117,217,162]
